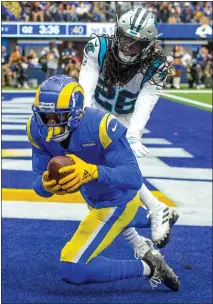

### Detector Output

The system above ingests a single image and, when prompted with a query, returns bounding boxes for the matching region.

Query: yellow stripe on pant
[60,194,141,264]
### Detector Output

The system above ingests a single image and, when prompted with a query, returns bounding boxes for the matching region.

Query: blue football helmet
[32,75,85,142]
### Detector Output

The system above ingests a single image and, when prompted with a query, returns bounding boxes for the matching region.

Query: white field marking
[2,124,27,130]
[147,179,212,226]
[2,201,90,221]
[147,148,193,158]
[3,114,30,119]
[164,90,212,93]
[137,157,212,181]
[161,93,212,109]
[2,90,36,93]
[142,138,172,145]
[2,160,32,171]
[1,147,193,158]
[2,108,32,114]
[2,135,29,142]
[2,118,28,123]
[2,103,32,108]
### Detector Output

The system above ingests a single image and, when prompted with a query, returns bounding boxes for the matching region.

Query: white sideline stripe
[2,135,170,145]
[1,148,193,158]
[2,201,212,226]
[73,207,116,263]
[2,201,90,221]
[2,135,29,141]
[2,160,32,170]
[142,138,172,145]
[2,118,28,123]
[2,108,32,114]
[164,90,212,93]
[2,124,27,130]
[148,148,193,158]
[2,90,36,93]
[3,114,30,119]
[161,93,212,109]
[2,103,32,108]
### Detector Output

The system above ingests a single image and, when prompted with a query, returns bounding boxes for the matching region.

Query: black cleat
[142,249,180,292]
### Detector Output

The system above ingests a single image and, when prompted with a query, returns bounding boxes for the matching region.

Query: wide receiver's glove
[59,154,98,193]
[127,135,149,158]
[42,171,66,195]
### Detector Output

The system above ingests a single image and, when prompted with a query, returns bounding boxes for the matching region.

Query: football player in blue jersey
[27,75,179,291]
[79,8,179,248]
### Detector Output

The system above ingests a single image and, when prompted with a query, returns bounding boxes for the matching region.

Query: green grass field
[162,90,212,111]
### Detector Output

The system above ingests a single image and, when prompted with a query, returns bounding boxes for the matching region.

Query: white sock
[139,184,163,211]
[142,260,151,276]
[122,228,144,248]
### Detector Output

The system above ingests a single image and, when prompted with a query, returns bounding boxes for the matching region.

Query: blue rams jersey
[27,107,143,208]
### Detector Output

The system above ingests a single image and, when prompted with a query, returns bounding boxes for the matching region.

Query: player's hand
[127,136,149,158]
[58,154,98,193]
[42,171,66,195]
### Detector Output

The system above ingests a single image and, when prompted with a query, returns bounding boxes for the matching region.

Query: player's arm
[59,114,143,192]
[26,115,64,197]
[79,38,101,107]
[127,62,168,157]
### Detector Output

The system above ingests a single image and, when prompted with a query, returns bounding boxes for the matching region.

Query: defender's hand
[127,136,149,158]
[42,171,66,195]
[58,154,98,193]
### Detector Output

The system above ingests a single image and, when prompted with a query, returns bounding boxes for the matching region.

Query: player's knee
[59,261,88,285]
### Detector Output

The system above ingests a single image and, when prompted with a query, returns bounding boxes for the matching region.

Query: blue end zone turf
[2,218,212,304]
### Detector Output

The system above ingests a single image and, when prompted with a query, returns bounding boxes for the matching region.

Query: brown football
[47,156,75,183]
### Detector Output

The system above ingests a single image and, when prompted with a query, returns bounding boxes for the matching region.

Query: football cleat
[149,206,179,248]
[142,249,180,292]
[134,238,154,259]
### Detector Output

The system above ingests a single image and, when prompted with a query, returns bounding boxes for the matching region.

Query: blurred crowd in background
[2,1,212,24]
[2,41,212,89]
[1,41,82,88]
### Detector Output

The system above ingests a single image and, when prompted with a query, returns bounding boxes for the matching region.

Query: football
[47,156,75,183]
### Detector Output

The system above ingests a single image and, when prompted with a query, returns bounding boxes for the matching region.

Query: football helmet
[112,8,160,64]
[32,75,84,142]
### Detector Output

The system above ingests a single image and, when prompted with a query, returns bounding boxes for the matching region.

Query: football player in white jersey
[79,8,179,253]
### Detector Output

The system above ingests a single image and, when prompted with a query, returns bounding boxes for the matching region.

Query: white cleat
[134,238,154,259]
[149,206,179,248]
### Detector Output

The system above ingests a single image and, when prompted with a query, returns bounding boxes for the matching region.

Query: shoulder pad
[84,36,108,72]
[99,114,126,149]
[26,115,41,149]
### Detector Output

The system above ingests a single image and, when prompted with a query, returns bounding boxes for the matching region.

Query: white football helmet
[112,8,160,64]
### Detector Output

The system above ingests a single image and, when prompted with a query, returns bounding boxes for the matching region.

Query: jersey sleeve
[98,113,127,150]
[127,60,168,138]
[79,37,107,107]
[97,135,143,190]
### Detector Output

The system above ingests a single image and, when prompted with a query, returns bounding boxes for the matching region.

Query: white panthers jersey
[79,36,168,136]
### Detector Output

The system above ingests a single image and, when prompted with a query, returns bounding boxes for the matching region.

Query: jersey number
[94,79,138,114]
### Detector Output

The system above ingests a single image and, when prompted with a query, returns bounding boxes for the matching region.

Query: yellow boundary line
[2,188,176,207]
